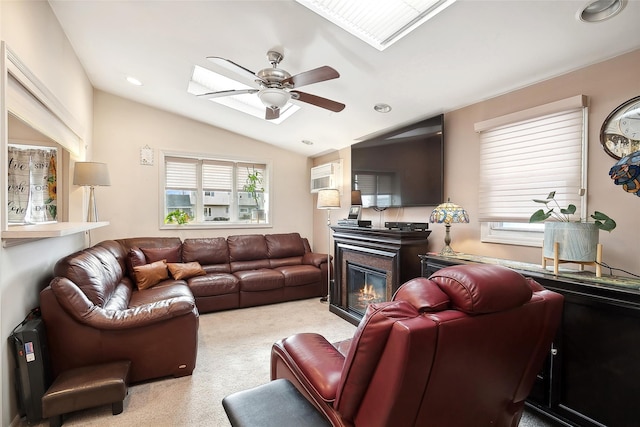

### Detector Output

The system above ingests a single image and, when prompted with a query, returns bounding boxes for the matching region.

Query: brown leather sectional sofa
[40,233,328,383]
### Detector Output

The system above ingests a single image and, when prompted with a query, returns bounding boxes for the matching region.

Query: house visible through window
[475,95,588,246]
[163,153,268,226]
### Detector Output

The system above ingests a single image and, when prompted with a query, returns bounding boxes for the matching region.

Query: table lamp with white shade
[316,188,341,302]
[73,162,111,222]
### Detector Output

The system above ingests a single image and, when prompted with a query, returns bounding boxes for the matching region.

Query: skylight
[187,65,299,124]
[295,0,457,51]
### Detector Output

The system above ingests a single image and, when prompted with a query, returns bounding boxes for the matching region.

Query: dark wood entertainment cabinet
[421,253,640,427]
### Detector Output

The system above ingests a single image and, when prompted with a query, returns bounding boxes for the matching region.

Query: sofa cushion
[128,281,192,308]
[188,273,239,297]
[266,233,306,259]
[228,234,268,262]
[167,262,206,280]
[126,247,146,278]
[270,257,304,269]
[182,237,230,265]
[53,246,122,307]
[230,259,271,273]
[133,260,169,290]
[235,269,284,291]
[275,265,322,287]
[141,246,182,263]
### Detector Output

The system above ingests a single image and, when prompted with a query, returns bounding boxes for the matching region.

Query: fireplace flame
[359,283,381,303]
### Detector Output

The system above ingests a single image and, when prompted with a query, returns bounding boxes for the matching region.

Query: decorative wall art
[7,144,57,223]
[609,150,640,197]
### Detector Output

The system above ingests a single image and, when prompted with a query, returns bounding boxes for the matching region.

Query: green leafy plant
[243,166,264,207]
[529,191,616,232]
[164,210,190,225]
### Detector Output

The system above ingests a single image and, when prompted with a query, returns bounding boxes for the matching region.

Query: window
[162,153,269,227]
[475,95,588,246]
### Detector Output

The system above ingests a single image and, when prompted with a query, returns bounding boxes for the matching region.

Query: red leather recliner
[271,264,563,427]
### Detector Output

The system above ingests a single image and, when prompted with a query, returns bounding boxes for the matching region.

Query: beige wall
[319,49,640,277]
[90,91,315,244]
[0,2,93,426]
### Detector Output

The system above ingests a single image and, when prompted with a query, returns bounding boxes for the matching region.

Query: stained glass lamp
[429,199,469,256]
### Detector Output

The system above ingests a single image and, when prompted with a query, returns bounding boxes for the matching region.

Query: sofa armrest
[272,333,344,402]
[50,277,197,330]
[302,252,331,268]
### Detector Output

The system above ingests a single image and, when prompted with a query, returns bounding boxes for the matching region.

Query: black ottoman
[41,360,130,427]
[222,379,330,427]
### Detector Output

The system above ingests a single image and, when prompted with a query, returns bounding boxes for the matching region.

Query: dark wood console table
[329,226,430,325]
[421,253,640,427]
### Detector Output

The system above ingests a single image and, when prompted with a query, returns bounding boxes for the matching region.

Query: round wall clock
[600,95,640,160]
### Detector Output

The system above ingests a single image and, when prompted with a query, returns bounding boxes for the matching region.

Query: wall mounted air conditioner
[310,161,342,193]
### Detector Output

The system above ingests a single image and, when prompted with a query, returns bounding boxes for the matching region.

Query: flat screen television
[351,114,444,209]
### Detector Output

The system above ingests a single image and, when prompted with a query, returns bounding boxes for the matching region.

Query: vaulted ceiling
[49,0,640,157]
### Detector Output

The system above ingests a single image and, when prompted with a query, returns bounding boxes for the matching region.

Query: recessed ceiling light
[374,103,392,113]
[126,76,143,86]
[295,0,457,51]
[578,0,625,22]
[302,140,314,145]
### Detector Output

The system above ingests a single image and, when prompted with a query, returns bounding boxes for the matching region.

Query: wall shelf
[2,221,108,247]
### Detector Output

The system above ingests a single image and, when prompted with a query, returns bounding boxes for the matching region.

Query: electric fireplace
[347,264,387,317]
[329,226,431,325]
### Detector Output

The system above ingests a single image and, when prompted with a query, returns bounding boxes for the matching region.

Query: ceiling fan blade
[206,57,266,85]
[265,107,280,121]
[291,91,345,113]
[282,66,339,88]
[198,89,258,99]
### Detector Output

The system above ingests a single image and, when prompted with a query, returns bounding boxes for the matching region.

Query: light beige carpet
[16,298,553,426]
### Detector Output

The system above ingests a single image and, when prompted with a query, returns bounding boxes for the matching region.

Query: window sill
[2,221,109,247]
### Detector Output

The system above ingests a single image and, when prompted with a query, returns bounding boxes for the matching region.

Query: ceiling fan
[200,50,345,120]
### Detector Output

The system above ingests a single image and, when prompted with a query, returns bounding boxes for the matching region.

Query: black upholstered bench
[222,378,330,427]
[41,360,130,427]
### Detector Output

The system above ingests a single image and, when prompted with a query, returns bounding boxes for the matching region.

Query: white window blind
[166,157,197,189]
[478,102,587,223]
[203,160,233,191]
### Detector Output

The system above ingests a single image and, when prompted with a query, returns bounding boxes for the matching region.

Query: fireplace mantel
[330,226,431,325]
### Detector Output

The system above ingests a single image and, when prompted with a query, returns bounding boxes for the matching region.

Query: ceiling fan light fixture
[258,88,291,110]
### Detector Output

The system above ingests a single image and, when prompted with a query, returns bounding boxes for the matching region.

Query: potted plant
[529,191,616,262]
[164,209,190,225]
[243,166,265,222]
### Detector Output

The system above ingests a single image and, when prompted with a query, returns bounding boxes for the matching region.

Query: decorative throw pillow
[141,246,182,263]
[167,262,207,280]
[127,247,147,278]
[133,260,169,290]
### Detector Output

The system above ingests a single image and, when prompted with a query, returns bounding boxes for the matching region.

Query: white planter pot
[543,222,599,262]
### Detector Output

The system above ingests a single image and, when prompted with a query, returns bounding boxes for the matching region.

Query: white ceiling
[48,0,640,157]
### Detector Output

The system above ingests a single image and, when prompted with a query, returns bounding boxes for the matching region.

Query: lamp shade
[73,162,111,186]
[258,88,291,110]
[429,199,469,224]
[351,190,362,206]
[317,188,341,209]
